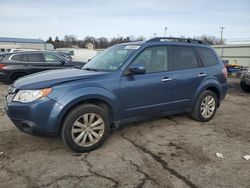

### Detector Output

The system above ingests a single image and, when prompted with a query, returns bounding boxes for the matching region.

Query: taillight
[0,64,5,69]
[222,67,228,78]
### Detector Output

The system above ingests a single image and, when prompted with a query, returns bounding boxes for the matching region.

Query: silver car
[241,67,250,92]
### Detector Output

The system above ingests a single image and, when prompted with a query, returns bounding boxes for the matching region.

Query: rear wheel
[240,81,250,92]
[61,104,110,152]
[191,90,218,122]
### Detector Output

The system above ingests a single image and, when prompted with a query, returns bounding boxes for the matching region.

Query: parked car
[5,37,228,152]
[55,51,73,61]
[0,51,85,83]
[240,67,250,92]
[55,48,98,62]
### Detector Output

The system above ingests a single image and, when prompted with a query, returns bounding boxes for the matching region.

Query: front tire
[240,81,250,92]
[61,104,110,152]
[191,90,218,122]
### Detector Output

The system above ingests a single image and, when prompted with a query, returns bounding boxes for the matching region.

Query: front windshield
[83,44,140,71]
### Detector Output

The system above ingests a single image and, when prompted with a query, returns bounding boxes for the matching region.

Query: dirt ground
[0,78,249,188]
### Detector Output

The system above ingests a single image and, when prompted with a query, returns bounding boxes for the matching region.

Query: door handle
[161,77,173,82]
[198,73,207,77]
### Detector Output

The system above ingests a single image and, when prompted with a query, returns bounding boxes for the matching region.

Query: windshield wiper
[83,68,100,71]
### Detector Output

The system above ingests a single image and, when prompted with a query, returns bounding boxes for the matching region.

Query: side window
[27,53,45,62]
[169,46,198,70]
[132,46,168,73]
[10,54,29,62]
[44,53,63,62]
[196,47,218,66]
[10,54,22,61]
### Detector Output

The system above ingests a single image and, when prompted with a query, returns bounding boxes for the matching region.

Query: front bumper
[5,96,63,137]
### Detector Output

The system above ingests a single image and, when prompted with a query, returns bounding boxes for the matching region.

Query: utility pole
[153,33,157,38]
[219,27,225,44]
[164,27,168,37]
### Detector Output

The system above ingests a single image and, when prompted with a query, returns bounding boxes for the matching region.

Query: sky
[0,0,249,41]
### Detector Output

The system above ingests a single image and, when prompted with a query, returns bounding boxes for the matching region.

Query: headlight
[13,88,52,103]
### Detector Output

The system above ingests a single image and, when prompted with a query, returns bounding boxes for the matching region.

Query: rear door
[8,53,40,75]
[25,53,50,73]
[169,45,207,110]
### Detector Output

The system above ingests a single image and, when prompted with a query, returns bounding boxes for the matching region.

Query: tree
[193,35,225,45]
[46,37,53,44]
[64,35,78,47]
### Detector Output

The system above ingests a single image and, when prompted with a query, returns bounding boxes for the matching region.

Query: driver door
[119,46,173,119]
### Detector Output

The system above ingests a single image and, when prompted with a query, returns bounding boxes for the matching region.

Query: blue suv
[5,38,228,152]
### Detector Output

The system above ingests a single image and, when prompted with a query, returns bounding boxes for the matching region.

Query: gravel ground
[0,78,249,188]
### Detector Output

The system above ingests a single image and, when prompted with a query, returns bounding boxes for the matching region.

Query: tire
[191,90,218,122]
[61,104,110,152]
[240,81,250,92]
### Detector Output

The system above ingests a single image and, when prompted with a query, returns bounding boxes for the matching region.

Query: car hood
[13,68,108,89]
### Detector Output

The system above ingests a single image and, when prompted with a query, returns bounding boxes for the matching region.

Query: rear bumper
[220,82,228,101]
[5,96,63,137]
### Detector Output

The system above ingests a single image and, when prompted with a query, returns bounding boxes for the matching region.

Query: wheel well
[60,99,114,131]
[205,86,220,106]
[10,72,27,81]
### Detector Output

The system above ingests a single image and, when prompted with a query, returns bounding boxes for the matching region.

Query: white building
[0,37,54,52]
[213,44,250,67]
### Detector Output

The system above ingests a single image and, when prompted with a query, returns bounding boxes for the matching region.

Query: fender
[191,77,222,108]
[54,87,120,131]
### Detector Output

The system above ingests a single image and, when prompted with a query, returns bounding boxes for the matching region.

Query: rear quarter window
[196,47,218,66]
[10,54,22,61]
[10,54,29,62]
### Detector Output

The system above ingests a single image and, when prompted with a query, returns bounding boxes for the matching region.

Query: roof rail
[146,37,209,45]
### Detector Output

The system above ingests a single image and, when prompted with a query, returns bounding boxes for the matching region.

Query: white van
[56,48,98,62]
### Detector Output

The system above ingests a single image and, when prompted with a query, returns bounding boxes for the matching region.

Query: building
[213,44,250,67]
[0,37,54,52]
[85,43,94,50]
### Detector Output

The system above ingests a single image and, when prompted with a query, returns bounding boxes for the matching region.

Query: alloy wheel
[71,113,105,147]
[200,95,216,118]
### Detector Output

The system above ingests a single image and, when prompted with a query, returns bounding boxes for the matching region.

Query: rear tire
[61,104,110,153]
[240,81,250,92]
[191,90,218,122]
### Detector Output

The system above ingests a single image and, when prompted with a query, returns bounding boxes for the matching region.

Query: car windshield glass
[83,45,140,71]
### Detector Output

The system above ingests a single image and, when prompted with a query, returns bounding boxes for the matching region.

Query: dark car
[0,51,85,83]
[5,37,228,152]
[240,67,250,92]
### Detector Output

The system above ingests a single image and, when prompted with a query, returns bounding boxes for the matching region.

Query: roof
[146,37,209,45]
[0,37,45,44]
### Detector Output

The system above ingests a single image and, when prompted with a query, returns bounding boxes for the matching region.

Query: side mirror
[129,64,146,75]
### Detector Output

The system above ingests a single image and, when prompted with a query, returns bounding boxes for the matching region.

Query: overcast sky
[0,0,249,41]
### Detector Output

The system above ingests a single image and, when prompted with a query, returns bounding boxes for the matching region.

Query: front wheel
[61,104,110,152]
[191,90,218,122]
